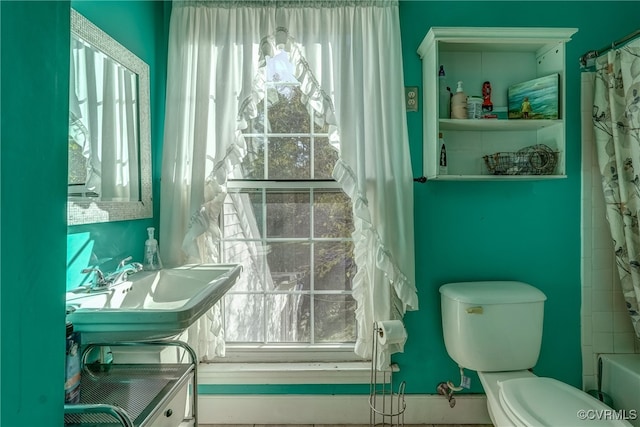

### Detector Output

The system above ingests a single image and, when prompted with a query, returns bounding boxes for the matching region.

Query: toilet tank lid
[439,281,547,304]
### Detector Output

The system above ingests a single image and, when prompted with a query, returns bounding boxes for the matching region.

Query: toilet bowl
[440,281,632,427]
[479,370,632,426]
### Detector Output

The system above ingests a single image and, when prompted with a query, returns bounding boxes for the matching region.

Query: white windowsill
[197,361,374,385]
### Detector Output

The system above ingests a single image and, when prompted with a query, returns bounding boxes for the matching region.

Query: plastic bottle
[467,96,483,119]
[438,132,448,175]
[450,81,468,119]
[65,321,81,403]
[438,65,451,119]
[143,227,163,271]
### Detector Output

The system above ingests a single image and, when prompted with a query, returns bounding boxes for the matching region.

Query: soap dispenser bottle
[450,81,468,119]
[143,227,163,271]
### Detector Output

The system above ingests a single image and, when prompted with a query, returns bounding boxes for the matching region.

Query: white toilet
[440,281,632,427]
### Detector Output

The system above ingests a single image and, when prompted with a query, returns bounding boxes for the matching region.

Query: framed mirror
[68,9,152,225]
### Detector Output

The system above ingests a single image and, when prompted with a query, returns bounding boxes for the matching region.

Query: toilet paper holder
[369,321,406,427]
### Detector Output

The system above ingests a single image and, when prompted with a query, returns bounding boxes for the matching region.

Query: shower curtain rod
[580,28,640,68]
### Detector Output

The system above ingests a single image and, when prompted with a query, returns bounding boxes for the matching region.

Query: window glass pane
[225,191,265,237]
[224,293,264,342]
[267,87,309,134]
[266,293,310,343]
[314,294,357,343]
[313,191,353,238]
[226,46,356,352]
[266,50,298,84]
[267,136,310,179]
[314,137,338,179]
[222,241,267,292]
[266,191,310,238]
[246,101,265,134]
[313,114,329,134]
[240,136,265,179]
[314,241,355,292]
[268,242,310,291]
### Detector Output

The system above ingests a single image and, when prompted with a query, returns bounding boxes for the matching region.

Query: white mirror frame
[68,9,152,225]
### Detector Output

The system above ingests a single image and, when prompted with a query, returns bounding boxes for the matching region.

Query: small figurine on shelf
[521,96,532,119]
[482,81,493,113]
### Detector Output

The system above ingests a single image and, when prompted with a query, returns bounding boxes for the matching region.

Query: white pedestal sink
[66,263,241,343]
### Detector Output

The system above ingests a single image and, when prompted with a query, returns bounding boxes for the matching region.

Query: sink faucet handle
[81,267,107,287]
[118,256,133,268]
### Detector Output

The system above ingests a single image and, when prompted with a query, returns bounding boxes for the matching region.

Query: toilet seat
[498,377,632,426]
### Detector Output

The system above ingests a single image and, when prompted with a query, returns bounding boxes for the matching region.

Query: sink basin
[66,263,241,343]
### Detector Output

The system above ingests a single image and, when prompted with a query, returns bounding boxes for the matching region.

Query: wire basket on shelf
[483,144,558,176]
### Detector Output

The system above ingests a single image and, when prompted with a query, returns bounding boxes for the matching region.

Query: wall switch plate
[405,86,419,112]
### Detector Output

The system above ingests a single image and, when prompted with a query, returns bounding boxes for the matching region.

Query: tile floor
[202,424,494,427]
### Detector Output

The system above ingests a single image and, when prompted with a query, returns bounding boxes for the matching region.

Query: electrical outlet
[405,86,418,112]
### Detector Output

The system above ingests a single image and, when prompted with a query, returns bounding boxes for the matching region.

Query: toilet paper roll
[377,320,407,346]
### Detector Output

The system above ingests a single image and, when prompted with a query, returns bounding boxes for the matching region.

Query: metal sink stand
[64,340,198,427]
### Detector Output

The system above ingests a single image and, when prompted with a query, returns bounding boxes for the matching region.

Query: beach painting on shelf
[508,73,559,120]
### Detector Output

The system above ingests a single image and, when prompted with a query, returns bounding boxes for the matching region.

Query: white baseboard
[198,394,491,424]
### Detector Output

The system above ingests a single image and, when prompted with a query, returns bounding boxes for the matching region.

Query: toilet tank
[440,281,547,372]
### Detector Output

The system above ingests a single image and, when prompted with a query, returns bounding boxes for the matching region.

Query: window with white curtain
[218,47,358,361]
[162,1,418,367]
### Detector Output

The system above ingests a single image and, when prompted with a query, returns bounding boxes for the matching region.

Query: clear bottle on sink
[143,227,163,271]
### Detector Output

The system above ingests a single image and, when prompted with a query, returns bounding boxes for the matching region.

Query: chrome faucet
[119,256,143,273]
[81,267,109,289]
[118,256,133,269]
[81,256,143,290]
[109,257,143,284]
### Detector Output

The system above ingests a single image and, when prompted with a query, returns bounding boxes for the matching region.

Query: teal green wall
[195,1,640,396]
[1,2,70,425]
[4,2,639,423]
[0,1,167,425]
[67,1,169,287]
[396,1,640,394]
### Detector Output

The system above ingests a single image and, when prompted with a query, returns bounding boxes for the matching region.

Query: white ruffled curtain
[591,38,640,338]
[161,0,418,364]
[69,36,139,201]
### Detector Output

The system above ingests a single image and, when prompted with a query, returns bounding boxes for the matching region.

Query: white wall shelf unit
[417,27,577,181]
